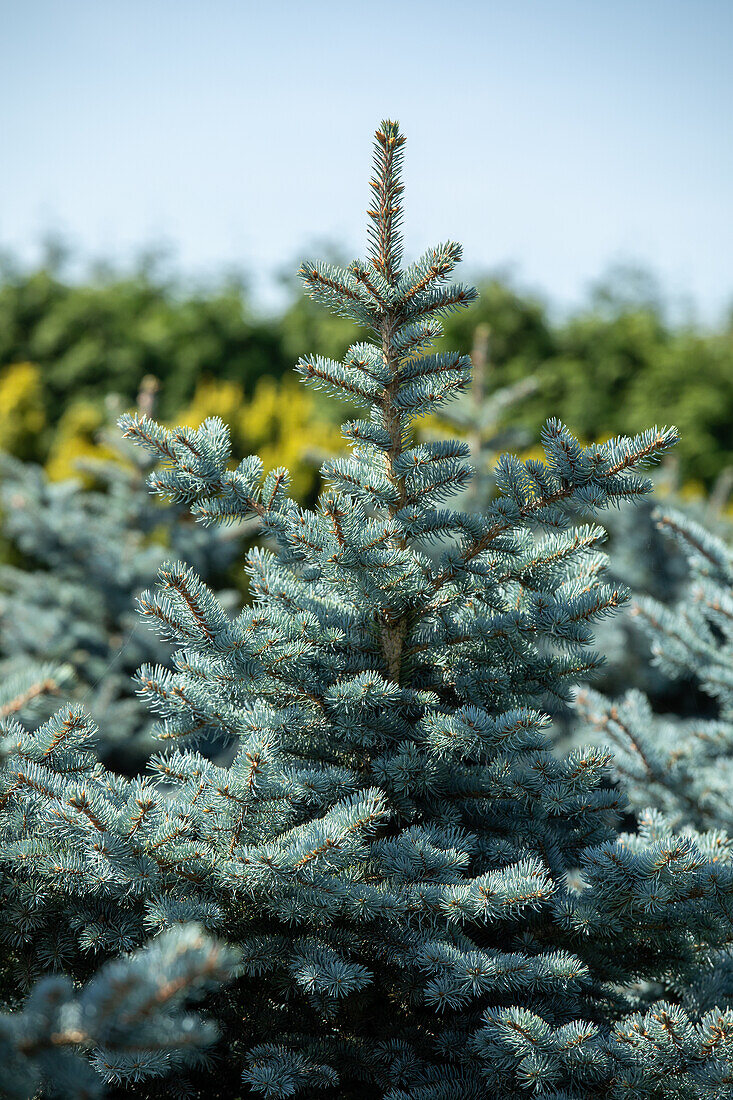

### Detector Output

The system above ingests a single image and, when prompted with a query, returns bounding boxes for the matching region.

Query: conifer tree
[418,321,538,514]
[576,506,733,835]
[576,507,733,1021]
[431,357,696,711]
[0,418,239,772]
[5,121,733,1099]
[0,917,239,1100]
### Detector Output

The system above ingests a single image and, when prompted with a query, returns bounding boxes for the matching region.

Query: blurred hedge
[0,253,731,488]
[435,271,733,489]
[0,253,288,457]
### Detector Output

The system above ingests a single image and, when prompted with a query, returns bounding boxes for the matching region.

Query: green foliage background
[0,251,731,494]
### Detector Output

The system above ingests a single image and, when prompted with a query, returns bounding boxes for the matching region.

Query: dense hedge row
[0,253,731,487]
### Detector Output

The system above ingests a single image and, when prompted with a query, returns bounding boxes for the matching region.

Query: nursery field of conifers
[2,121,733,1099]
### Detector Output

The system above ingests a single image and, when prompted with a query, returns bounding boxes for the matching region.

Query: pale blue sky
[2,0,732,318]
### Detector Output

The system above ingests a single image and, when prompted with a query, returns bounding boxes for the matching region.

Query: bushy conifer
[576,506,733,1020]
[0,419,238,772]
[4,121,733,1099]
[577,506,733,834]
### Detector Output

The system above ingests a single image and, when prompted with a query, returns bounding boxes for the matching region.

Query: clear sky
[2,0,732,319]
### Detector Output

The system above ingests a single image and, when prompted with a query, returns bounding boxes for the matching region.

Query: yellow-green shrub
[45,400,118,483]
[0,362,46,461]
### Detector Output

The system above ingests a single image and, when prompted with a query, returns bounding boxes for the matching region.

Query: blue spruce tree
[0,402,239,773]
[0,915,240,1100]
[4,121,733,1098]
[428,349,695,712]
[418,320,538,517]
[575,505,733,1021]
[576,505,733,835]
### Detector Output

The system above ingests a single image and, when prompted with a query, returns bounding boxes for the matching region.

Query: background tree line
[0,248,732,498]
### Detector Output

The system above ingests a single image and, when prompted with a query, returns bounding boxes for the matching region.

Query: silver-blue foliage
[0,427,239,770]
[3,121,733,1098]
